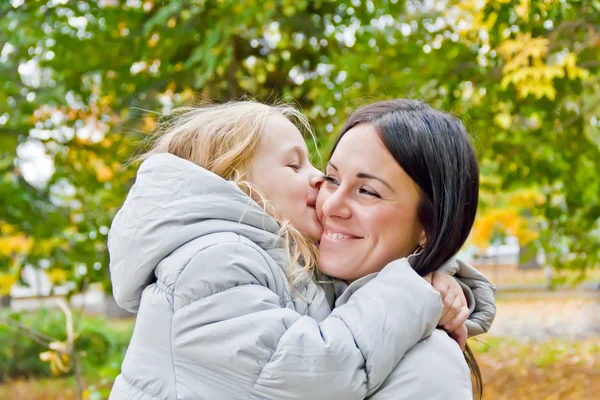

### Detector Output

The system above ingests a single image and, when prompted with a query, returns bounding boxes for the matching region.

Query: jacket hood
[108,153,282,312]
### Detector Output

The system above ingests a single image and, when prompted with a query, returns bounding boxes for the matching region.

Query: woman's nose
[321,187,351,219]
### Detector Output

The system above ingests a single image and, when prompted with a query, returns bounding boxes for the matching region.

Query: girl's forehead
[260,115,307,151]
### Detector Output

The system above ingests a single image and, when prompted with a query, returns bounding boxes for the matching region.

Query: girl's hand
[424,271,469,349]
[449,324,468,350]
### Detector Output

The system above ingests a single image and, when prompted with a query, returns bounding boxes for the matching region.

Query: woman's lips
[322,227,362,240]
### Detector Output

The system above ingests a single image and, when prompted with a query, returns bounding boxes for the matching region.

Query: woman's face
[249,114,324,241]
[316,123,425,282]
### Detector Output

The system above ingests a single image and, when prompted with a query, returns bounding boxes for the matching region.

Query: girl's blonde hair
[140,100,320,286]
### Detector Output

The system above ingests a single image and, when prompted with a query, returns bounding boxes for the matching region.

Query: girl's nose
[310,173,324,189]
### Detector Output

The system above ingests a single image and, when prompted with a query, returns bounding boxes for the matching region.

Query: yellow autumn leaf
[519,84,532,98]
[529,66,546,81]
[0,234,34,256]
[96,166,114,182]
[503,58,523,74]
[563,52,589,80]
[48,269,68,285]
[527,37,550,59]
[516,225,539,244]
[543,65,565,80]
[511,68,531,83]
[101,136,113,149]
[496,40,521,59]
[483,12,498,30]
[470,199,539,248]
[508,190,546,208]
[36,238,61,254]
[498,34,589,101]
[515,0,530,22]
[494,113,512,129]
[0,222,16,234]
[500,74,512,89]
[575,68,589,79]
[541,85,556,100]
[39,349,71,376]
[0,273,16,296]
[91,159,115,182]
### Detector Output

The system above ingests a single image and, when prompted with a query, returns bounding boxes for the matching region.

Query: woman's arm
[172,241,444,400]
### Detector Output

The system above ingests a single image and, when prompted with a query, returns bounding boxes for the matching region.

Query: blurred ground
[474,291,600,400]
[2,291,600,399]
[475,335,600,400]
[489,291,600,340]
[0,378,78,400]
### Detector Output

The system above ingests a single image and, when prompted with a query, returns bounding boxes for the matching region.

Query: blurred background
[1,0,599,399]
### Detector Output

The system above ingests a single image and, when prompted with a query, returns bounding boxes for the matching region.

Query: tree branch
[0,315,59,347]
[0,127,26,137]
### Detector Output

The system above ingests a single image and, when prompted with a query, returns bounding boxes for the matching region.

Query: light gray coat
[108,154,493,400]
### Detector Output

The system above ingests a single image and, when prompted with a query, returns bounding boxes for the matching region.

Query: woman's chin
[317,255,346,280]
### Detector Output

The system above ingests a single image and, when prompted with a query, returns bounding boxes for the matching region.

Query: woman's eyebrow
[328,162,395,192]
[356,172,395,192]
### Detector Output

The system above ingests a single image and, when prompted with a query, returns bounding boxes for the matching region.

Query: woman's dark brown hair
[330,99,482,398]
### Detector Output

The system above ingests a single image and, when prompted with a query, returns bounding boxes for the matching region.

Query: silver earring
[407,245,423,263]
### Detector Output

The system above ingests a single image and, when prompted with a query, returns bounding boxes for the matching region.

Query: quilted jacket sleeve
[439,258,497,337]
[366,330,473,400]
[171,241,443,400]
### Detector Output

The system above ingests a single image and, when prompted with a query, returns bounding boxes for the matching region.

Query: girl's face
[248,115,324,241]
[316,123,425,282]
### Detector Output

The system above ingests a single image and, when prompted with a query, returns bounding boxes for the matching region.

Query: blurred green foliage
[0,0,599,292]
[0,308,132,383]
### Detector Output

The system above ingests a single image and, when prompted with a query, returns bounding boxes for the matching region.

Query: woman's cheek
[315,188,328,222]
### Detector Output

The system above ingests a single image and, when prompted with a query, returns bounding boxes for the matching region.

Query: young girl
[108,101,494,399]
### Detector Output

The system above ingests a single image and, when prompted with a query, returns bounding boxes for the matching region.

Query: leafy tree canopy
[1,0,599,293]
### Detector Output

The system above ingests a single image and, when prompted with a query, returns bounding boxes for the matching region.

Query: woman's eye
[323,174,339,185]
[359,188,381,198]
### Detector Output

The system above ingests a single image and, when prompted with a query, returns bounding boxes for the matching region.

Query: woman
[319,99,489,398]
[108,100,493,400]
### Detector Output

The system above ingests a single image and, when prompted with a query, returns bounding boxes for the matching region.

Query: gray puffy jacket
[108,154,492,400]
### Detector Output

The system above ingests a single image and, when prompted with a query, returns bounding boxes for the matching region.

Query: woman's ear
[419,231,426,248]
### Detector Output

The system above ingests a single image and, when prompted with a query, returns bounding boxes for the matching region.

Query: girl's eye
[288,164,301,171]
[359,188,381,198]
[323,174,339,185]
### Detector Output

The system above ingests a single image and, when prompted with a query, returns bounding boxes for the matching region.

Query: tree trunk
[0,295,10,308]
